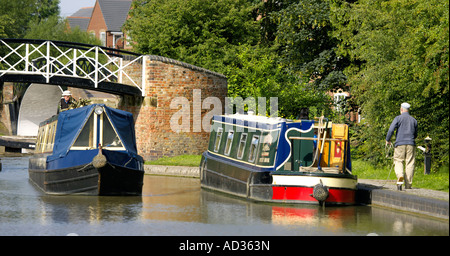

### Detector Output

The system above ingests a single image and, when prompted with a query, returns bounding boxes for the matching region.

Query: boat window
[40,126,46,152]
[248,135,259,162]
[237,133,247,159]
[72,114,95,149]
[50,122,57,149]
[42,125,50,152]
[214,128,223,152]
[36,126,44,152]
[224,130,234,156]
[47,122,56,151]
[101,113,124,149]
[257,131,278,166]
[45,124,53,152]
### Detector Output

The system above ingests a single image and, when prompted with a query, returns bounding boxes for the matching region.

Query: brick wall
[87,1,105,39]
[120,56,227,160]
[0,82,15,135]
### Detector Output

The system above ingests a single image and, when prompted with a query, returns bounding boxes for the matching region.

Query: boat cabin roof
[46,104,138,161]
[212,114,290,131]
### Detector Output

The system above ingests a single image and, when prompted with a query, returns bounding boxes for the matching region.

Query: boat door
[70,106,125,151]
[289,128,315,170]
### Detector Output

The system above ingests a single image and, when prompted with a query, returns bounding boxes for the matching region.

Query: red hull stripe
[272,186,355,204]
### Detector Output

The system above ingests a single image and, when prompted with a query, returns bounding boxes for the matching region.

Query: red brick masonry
[119,55,227,161]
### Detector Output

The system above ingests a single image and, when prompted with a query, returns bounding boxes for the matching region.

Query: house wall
[87,1,108,46]
[86,1,130,49]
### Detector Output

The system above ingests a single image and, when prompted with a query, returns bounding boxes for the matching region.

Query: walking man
[386,102,418,190]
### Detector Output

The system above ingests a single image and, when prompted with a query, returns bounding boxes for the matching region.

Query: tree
[225,44,330,118]
[331,0,449,168]
[124,0,259,73]
[0,0,60,38]
[125,0,332,118]
[273,0,348,93]
[24,16,100,45]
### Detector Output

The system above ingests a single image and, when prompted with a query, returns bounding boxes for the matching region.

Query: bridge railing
[0,39,146,96]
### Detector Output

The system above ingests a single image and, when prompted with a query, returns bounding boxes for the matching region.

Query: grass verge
[352,159,449,192]
[144,154,202,167]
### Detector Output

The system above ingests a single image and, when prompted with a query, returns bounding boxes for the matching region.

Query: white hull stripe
[272,175,357,190]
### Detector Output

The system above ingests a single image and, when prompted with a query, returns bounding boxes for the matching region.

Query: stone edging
[144,164,199,178]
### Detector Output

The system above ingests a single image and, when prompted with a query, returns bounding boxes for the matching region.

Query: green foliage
[1,0,98,45]
[145,155,202,167]
[273,0,348,92]
[224,45,331,118]
[224,45,283,113]
[0,14,13,38]
[332,0,449,169]
[125,0,334,118]
[124,0,259,73]
[0,0,60,38]
[24,16,101,45]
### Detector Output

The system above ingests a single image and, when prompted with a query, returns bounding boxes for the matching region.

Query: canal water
[0,156,448,236]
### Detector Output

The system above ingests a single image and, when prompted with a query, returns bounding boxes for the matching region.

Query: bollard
[417,136,432,175]
[424,151,431,175]
[424,136,432,175]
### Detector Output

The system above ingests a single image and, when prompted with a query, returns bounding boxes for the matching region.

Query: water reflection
[40,195,143,224]
[0,157,448,236]
[142,175,201,222]
[140,176,448,236]
[271,205,366,232]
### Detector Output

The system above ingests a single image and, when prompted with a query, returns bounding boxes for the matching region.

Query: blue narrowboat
[29,104,144,195]
[200,113,357,205]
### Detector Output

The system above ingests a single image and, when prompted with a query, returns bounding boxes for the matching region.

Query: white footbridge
[0,38,147,96]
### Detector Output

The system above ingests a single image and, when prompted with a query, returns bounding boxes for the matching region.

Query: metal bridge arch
[0,39,146,96]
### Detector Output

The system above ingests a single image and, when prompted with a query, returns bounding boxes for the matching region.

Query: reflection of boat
[41,194,143,223]
[29,104,144,195]
[271,206,359,228]
[200,114,357,205]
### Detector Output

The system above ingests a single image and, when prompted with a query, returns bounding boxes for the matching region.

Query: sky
[59,0,96,17]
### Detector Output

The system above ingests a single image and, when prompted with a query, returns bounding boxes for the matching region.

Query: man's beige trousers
[393,145,416,187]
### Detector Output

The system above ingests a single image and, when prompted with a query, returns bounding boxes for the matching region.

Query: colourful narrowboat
[200,113,357,205]
[28,104,144,195]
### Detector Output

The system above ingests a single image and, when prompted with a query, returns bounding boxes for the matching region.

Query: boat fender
[93,144,107,168]
[311,180,329,202]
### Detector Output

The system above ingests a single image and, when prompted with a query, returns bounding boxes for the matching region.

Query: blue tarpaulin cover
[47,104,139,162]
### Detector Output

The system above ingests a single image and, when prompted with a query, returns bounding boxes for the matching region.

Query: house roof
[70,7,94,18]
[67,7,94,31]
[67,18,91,31]
[98,0,132,32]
